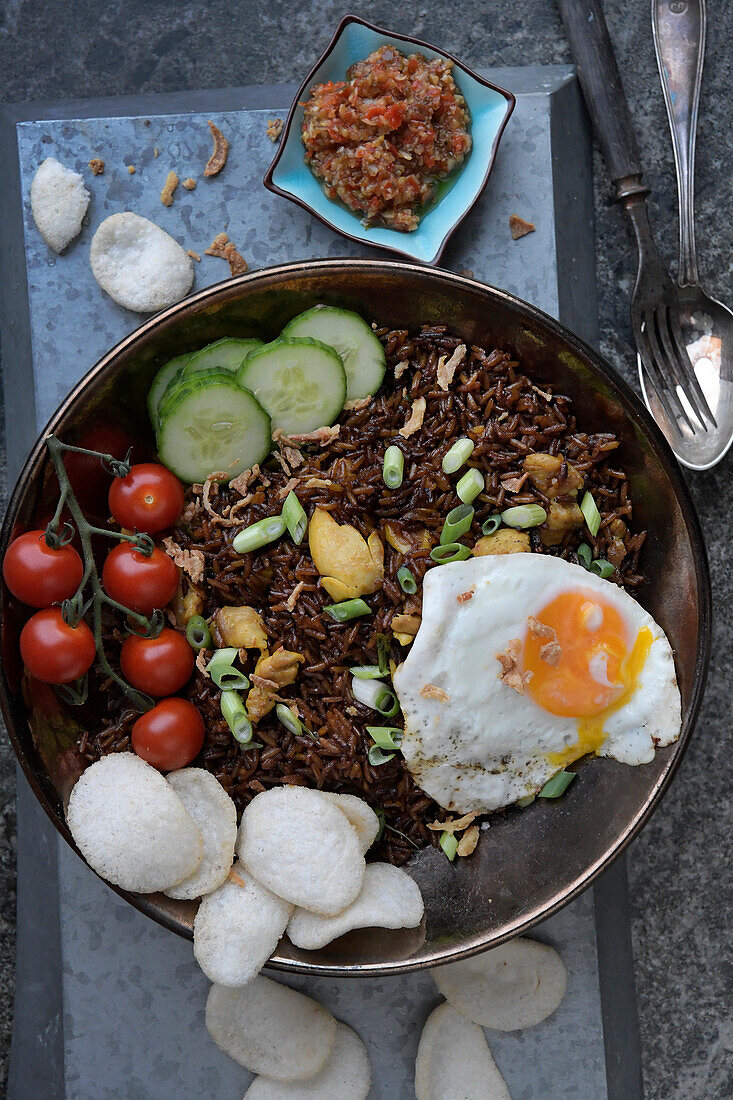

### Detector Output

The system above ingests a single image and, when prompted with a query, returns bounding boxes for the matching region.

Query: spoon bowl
[639,285,733,470]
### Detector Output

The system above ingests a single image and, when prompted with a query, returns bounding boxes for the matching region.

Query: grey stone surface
[0,2,731,1098]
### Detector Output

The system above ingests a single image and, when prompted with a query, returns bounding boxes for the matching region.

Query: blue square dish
[264,15,516,266]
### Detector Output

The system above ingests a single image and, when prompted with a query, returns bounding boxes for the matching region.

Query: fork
[556,0,717,436]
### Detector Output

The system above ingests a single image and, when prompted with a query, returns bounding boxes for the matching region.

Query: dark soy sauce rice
[83,324,646,865]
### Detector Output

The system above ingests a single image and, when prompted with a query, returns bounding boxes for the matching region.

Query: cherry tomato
[102,542,179,614]
[20,608,96,684]
[2,530,83,608]
[109,463,184,534]
[120,628,194,697]
[63,424,139,516]
[131,697,205,770]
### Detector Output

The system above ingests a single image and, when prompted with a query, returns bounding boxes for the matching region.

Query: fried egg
[393,555,681,814]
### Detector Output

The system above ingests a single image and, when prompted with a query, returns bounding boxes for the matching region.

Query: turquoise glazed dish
[264,15,516,265]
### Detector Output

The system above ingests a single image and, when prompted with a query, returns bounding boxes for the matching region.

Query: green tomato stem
[44,435,156,712]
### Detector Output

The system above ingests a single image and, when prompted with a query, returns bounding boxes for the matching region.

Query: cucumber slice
[156,377,271,484]
[158,367,235,425]
[183,337,264,377]
[282,305,385,401]
[236,337,346,435]
[147,353,192,429]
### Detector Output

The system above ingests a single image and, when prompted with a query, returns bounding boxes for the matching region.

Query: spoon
[641,0,733,469]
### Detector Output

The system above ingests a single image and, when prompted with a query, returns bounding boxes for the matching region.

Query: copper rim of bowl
[0,258,711,976]
[263,13,516,266]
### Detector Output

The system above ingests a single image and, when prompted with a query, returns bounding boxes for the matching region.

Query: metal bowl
[0,259,711,976]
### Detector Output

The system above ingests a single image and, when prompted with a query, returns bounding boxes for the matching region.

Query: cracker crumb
[539,641,562,667]
[457,824,480,857]
[496,638,533,694]
[509,214,535,240]
[88,158,105,175]
[204,120,229,177]
[266,118,284,142]
[343,396,372,411]
[277,425,340,446]
[285,581,306,612]
[427,811,477,833]
[501,472,529,493]
[527,616,557,642]
[205,231,248,276]
[160,171,179,206]
[420,683,450,703]
[127,165,136,174]
[182,177,196,190]
[229,464,260,497]
[459,267,474,279]
[187,249,201,261]
[162,537,205,584]
[277,477,302,500]
[399,396,426,438]
[437,344,466,390]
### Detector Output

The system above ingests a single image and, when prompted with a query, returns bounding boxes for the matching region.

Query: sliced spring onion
[576,542,593,570]
[430,542,471,564]
[206,648,249,690]
[350,664,388,679]
[439,830,459,860]
[501,503,547,529]
[397,565,417,594]
[442,437,475,474]
[281,491,307,545]
[374,807,386,842]
[382,445,405,489]
[324,597,371,622]
[275,702,303,736]
[351,676,400,717]
[580,490,601,537]
[539,770,576,798]
[577,542,614,578]
[368,745,395,766]
[456,467,484,504]
[232,514,287,554]
[186,615,212,651]
[366,725,403,751]
[481,514,502,536]
[377,633,390,675]
[220,690,254,745]
[516,793,536,808]
[440,503,474,545]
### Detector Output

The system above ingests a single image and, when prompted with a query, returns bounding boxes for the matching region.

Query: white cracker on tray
[243,1021,371,1099]
[90,211,194,312]
[193,865,292,986]
[66,752,202,893]
[431,937,567,1031]
[415,1002,511,1100]
[206,976,337,1081]
[30,157,90,253]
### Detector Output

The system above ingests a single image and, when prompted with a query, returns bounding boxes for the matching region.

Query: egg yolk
[522,590,652,764]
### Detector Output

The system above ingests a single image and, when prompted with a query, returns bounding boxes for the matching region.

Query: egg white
[393,554,681,814]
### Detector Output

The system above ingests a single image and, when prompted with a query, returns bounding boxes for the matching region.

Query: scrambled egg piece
[473,530,531,556]
[246,648,304,722]
[308,507,384,601]
[212,605,268,650]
